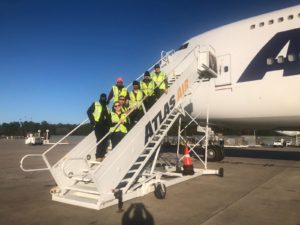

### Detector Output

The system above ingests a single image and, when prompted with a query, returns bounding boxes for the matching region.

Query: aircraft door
[215,54,231,87]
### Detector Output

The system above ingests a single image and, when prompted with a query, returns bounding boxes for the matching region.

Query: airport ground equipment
[20,45,223,210]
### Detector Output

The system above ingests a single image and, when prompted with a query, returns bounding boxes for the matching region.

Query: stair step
[53,192,99,209]
[134,162,143,165]
[66,185,99,195]
[128,170,137,173]
[121,178,131,183]
[73,176,92,183]
[87,160,101,165]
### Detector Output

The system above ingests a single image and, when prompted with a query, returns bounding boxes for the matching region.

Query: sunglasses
[119,98,125,101]
[114,105,121,107]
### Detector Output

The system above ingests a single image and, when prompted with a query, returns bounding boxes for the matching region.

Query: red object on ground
[182,145,195,175]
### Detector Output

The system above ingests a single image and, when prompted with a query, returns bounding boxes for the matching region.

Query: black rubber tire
[218,167,224,177]
[206,145,224,162]
[219,147,225,161]
[86,154,91,160]
[154,183,167,199]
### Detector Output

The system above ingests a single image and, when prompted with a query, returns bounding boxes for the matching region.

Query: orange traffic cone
[182,145,195,175]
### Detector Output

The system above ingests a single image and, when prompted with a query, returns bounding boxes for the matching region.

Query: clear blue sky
[0,0,299,124]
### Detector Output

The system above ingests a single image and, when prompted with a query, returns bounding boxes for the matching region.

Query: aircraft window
[266,58,274,65]
[298,13,300,18]
[288,54,296,62]
[278,17,284,22]
[224,66,229,72]
[259,22,264,27]
[177,43,189,51]
[277,56,284,64]
[250,24,255,29]
[268,19,274,25]
[288,15,294,20]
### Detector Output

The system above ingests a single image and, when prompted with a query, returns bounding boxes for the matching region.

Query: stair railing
[20,118,89,172]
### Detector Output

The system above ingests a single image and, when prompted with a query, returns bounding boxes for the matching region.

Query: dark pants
[129,109,144,130]
[144,95,155,111]
[155,88,165,100]
[111,132,126,149]
[94,123,110,158]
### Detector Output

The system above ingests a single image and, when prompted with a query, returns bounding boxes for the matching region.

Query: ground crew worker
[140,71,155,110]
[87,93,111,162]
[129,80,144,129]
[118,95,129,114]
[107,77,129,104]
[110,101,128,148]
[118,94,131,129]
[151,64,168,98]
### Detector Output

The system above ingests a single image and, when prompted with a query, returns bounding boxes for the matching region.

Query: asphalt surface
[0,139,299,225]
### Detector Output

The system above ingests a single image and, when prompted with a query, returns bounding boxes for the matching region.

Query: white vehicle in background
[273,138,289,147]
[25,133,44,145]
[25,129,50,145]
[286,140,293,146]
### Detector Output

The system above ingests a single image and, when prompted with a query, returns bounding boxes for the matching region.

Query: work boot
[96,157,105,162]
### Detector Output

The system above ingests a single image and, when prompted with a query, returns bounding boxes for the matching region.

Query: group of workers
[87,64,168,162]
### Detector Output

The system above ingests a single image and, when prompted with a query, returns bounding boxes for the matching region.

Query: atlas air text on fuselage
[144,80,189,144]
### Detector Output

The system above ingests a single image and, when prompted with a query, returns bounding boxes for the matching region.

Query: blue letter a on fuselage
[238,28,300,82]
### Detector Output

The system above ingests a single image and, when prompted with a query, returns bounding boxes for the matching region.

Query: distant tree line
[0,121,93,137]
[0,120,280,137]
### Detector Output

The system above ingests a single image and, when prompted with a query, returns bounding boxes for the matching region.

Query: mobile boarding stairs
[20,45,224,210]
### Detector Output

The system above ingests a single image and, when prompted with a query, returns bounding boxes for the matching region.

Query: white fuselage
[170,5,300,129]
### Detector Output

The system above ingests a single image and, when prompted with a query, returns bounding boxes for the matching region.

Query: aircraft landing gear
[206,145,224,162]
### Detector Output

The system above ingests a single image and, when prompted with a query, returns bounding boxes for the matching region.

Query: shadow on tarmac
[122,203,154,225]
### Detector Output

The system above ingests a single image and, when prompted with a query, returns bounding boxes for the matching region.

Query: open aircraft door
[215,54,232,88]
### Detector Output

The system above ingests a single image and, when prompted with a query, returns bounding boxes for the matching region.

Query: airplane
[20,4,300,210]
[160,4,300,130]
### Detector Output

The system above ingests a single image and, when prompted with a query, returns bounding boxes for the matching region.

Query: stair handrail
[168,45,200,77]
[124,49,175,90]
[20,118,89,172]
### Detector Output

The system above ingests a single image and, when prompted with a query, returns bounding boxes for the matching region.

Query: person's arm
[107,110,112,127]
[163,72,168,92]
[125,91,130,105]
[87,103,95,125]
[164,79,168,93]
[110,113,118,127]
[123,116,129,128]
[107,89,114,104]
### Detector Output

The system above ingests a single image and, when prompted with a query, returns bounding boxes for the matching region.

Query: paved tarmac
[0,139,299,225]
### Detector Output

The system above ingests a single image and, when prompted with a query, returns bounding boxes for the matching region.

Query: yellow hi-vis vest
[110,112,127,133]
[129,90,143,109]
[121,105,128,114]
[151,71,167,90]
[140,80,155,96]
[112,86,127,102]
[93,102,110,122]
